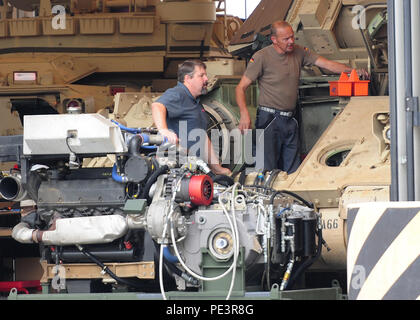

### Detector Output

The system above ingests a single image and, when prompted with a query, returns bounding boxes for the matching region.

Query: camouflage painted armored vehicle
[0,0,245,137]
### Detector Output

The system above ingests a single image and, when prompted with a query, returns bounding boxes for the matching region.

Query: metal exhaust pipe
[0,175,27,201]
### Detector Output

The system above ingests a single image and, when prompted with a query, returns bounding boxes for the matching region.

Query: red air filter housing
[188,175,213,206]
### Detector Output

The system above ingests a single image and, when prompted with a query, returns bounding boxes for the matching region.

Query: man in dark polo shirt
[235,20,368,173]
[152,59,231,176]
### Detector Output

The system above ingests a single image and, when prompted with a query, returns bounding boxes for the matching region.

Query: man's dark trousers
[254,107,301,173]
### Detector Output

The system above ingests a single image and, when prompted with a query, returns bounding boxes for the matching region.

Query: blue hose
[141,145,158,150]
[139,133,159,150]
[140,133,150,143]
[112,163,128,183]
[111,120,142,134]
[163,247,179,264]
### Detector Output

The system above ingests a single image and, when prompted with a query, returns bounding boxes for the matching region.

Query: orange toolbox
[329,69,369,96]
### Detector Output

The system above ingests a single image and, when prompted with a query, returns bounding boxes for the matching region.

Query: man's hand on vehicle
[212,165,232,176]
[159,129,178,145]
[356,68,370,80]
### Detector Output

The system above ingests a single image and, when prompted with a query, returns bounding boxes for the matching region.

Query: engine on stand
[2,114,324,297]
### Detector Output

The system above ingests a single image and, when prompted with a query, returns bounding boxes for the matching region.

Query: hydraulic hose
[111,120,142,134]
[141,145,157,150]
[162,248,199,286]
[265,169,281,189]
[208,172,234,187]
[163,246,179,264]
[269,190,284,206]
[163,256,182,277]
[151,157,160,171]
[284,227,323,290]
[268,189,314,209]
[75,244,145,289]
[140,165,169,202]
[277,190,314,209]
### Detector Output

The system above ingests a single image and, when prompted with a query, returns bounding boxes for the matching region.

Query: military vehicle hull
[0,0,244,136]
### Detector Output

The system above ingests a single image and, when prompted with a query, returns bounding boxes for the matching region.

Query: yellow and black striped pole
[347,202,420,300]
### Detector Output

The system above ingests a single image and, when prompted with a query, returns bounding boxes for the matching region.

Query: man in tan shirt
[235,21,368,173]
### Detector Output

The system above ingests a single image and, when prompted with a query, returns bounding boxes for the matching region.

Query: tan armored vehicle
[0,0,245,136]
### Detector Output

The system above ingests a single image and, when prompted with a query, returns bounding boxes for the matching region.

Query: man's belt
[259,106,293,117]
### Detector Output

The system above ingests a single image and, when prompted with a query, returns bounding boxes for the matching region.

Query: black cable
[163,257,182,278]
[65,136,77,154]
[208,173,234,187]
[140,165,169,203]
[151,156,160,171]
[249,187,314,209]
[265,169,281,189]
[278,190,314,209]
[239,169,247,186]
[65,136,80,166]
[154,242,195,285]
[260,269,266,290]
[269,190,284,206]
[77,245,145,289]
[242,184,312,208]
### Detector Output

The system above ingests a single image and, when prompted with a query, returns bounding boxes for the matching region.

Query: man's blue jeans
[254,108,301,173]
